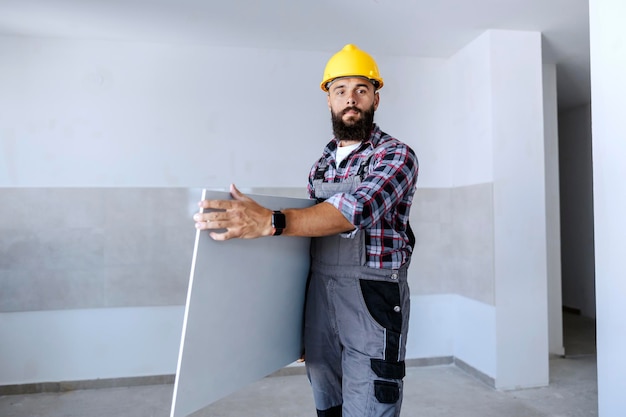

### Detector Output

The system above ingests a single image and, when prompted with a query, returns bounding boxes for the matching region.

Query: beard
[331,104,376,142]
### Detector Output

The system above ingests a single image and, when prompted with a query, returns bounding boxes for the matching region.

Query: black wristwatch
[272,210,286,236]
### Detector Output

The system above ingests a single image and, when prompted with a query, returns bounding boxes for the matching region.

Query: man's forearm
[282,202,355,237]
[194,185,356,240]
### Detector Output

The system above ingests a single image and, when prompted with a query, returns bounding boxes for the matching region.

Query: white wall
[405,294,496,379]
[448,30,493,187]
[543,63,564,356]
[589,0,626,415]
[377,57,452,188]
[0,307,183,384]
[0,38,323,187]
[0,36,447,188]
[491,30,549,389]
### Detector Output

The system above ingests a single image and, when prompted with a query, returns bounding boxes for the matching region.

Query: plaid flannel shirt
[308,124,419,269]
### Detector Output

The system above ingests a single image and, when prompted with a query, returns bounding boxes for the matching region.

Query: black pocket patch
[359,279,402,333]
[374,380,400,404]
[371,358,406,379]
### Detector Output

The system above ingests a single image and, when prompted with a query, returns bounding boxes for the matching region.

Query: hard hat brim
[321,76,384,92]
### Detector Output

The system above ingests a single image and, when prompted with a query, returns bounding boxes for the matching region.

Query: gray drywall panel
[171,190,314,417]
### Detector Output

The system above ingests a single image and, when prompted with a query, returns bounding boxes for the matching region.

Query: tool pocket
[359,279,402,333]
[374,380,400,404]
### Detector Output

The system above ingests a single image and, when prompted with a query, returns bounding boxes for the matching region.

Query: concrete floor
[0,312,597,417]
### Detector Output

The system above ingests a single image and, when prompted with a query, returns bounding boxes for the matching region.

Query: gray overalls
[304,158,411,417]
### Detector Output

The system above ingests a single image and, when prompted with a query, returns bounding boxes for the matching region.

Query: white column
[543,63,564,356]
[589,0,626,415]
[490,30,549,389]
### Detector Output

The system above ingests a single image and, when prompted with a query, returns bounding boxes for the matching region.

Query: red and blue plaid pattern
[308,124,419,269]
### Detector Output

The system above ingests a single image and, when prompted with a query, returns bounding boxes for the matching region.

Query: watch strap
[272,210,286,236]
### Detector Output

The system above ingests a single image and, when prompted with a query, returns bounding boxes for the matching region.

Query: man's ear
[373,92,380,110]
[327,94,332,111]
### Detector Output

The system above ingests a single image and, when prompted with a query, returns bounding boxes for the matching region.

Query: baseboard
[0,356,493,396]
[268,361,307,377]
[406,356,454,367]
[0,374,175,396]
[453,357,495,388]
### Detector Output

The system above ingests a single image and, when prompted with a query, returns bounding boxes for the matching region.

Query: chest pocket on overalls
[311,154,415,265]
[309,156,373,266]
[311,156,372,202]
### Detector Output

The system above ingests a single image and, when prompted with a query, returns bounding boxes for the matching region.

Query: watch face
[272,211,286,229]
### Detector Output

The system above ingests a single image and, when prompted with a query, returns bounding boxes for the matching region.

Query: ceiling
[0,0,590,109]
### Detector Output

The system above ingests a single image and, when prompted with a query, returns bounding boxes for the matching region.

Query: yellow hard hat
[320,44,384,92]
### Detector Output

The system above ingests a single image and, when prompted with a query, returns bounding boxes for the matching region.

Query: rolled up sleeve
[325,142,418,234]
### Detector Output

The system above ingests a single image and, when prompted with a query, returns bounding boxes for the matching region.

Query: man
[194,44,418,417]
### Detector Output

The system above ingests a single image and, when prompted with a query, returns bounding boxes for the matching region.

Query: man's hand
[194,184,355,240]
[193,184,274,240]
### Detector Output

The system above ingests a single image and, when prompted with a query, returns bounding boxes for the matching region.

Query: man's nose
[346,93,356,105]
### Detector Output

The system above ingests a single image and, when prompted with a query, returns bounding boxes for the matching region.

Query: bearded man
[194,44,419,417]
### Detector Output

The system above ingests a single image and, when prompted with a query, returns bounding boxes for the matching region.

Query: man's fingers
[209,226,245,241]
[193,203,245,230]
[230,183,253,202]
[194,212,227,231]
[209,231,229,241]
[197,185,256,211]
[193,187,269,239]
[230,183,242,199]
[198,199,234,210]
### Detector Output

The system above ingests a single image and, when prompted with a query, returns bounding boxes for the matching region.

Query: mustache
[342,106,361,115]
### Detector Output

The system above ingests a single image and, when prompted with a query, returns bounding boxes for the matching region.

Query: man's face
[327,77,379,142]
